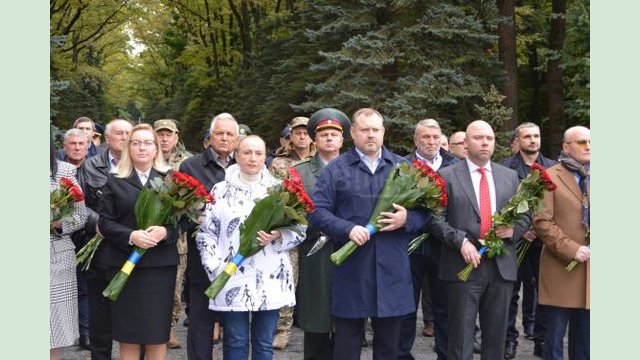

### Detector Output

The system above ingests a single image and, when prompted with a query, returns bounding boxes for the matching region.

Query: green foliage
[474,85,513,162]
[562,0,589,125]
[49,0,589,153]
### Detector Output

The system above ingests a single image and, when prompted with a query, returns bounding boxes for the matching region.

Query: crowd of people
[50,110,590,360]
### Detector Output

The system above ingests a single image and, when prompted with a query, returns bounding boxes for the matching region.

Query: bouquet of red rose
[102,171,213,301]
[51,177,85,233]
[205,167,314,300]
[330,160,447,266]
[459,163,557,281]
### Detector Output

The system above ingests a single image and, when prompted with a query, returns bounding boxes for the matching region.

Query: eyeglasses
[450,142,464,146]
[130,140,156,148]
[565,139,590,146]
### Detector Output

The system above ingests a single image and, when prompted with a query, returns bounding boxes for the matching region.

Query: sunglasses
[565,139,590,146]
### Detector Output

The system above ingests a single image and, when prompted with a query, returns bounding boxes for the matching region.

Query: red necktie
[478,167,492,238]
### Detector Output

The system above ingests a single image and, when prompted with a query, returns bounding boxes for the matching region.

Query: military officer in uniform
[295,108,350,360]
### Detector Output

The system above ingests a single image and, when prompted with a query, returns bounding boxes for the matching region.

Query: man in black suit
[400,118,458,360]
[178,113,239,360]
[78,119,133,360]
[500,122,557,359]
[431,120,529,360]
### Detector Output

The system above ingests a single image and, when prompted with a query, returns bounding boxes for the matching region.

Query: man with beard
[501,122,557,358]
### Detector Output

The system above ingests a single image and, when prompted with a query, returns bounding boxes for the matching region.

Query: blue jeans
[544,306,589,360]
[222,309,279,360]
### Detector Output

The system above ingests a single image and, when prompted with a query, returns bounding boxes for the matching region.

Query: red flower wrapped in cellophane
[78,171,214,272]
[101,171,214,301]
[330,160,447,265]
[460,163,557,281]
[51,177,85,233]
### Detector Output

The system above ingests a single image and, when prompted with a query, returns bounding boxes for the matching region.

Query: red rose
[288,167,303,186]
[439,192,448,207]
[69,186,85,202]
[60,177,75,189]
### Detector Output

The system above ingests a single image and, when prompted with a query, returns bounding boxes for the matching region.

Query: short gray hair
[64,128,90,143]
[210,112,239,134]
[414,118,442,136]
[105,119,133,135]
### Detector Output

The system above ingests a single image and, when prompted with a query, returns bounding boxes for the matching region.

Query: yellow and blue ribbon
[223,253,245,276]
[121,250,142,275]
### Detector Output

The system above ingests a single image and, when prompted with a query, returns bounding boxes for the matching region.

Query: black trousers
[334,315,403,360]
[87,269,112,360]
[399,241,449,360]
[186,281,217,360]
[506,243,541,344]
[304,331,334,360]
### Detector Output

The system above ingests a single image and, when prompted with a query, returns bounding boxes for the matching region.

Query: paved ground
[62,294,546,359]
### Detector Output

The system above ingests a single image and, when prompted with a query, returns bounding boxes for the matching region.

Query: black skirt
[109,265,177,344]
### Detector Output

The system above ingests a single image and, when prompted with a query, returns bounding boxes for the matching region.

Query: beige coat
[533,163,589,309]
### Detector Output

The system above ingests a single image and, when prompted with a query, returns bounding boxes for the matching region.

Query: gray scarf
[559,154,590,229]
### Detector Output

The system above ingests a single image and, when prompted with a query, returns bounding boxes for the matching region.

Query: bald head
[449,131,467,159]
[465,120,495,166]
[562,126,590,165]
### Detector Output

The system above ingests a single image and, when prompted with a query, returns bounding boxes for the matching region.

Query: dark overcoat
[309,147,430,318]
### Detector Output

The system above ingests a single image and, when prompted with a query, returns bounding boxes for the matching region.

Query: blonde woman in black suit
[98,123,177,360]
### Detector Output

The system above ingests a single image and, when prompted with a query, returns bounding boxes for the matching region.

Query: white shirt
[135,169,151,185]
[465,158,497,215]
[415,151,443,171]
[355,147,382,174]
[108,151,119,173]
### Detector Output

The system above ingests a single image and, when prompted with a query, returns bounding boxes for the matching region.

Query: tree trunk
[203,0,221,80]
[527,44,541,124]
[546,0,566,157]
[497,0,518,131]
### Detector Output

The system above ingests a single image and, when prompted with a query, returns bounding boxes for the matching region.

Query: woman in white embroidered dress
[196,135,304,360]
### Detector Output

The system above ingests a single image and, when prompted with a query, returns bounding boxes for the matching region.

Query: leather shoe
[533,341,544,357]
[422,323,434,337]
[504,341,517,359]
[79,334,91,351]
[473,339,481,354]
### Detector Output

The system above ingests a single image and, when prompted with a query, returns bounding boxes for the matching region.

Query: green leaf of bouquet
[516,200,529,214]
[280,191,290,205]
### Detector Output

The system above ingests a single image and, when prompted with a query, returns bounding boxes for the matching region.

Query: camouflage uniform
[167,144,193,331]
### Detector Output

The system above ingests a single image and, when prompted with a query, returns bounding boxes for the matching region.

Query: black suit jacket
[179,148,236,283]
[431,160,529,282]
[98,169,179,268]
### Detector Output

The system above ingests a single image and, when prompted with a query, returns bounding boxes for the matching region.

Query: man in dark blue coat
[309,108,431,360]
[400,119,458,360]
[500,122,557,359]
